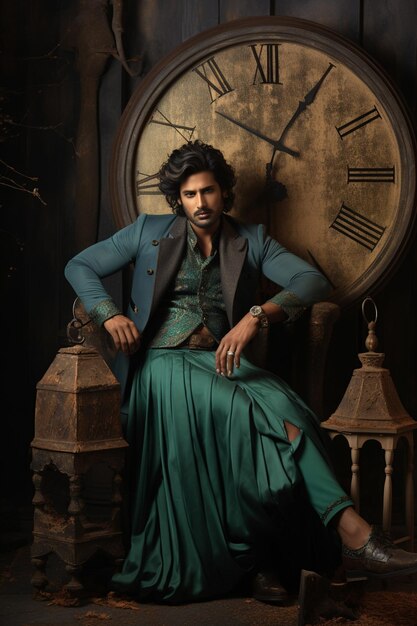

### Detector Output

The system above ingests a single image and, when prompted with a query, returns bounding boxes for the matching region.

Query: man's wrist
[90,299,122,327]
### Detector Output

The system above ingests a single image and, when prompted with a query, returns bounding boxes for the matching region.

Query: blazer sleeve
[257,225,332,319]
[64,214,148,321]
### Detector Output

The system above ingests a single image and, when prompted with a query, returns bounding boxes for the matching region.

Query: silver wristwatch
[249,305,269,328]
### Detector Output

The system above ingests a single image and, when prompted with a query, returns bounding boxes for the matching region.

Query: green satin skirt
[112,349,352,603]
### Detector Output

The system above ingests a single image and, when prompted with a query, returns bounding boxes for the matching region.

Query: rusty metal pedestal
[31,345,128,593]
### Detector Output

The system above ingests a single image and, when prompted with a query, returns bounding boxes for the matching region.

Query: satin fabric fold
[112,349,347,602]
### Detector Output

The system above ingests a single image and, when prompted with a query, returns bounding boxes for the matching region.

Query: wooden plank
[378,253,417,417]
[180,0,219,40]
[363,0,417,113]
[273,0,361,41]
[123,0,218,98]
[133,0,219,76]
[362,0,417,417]
[24,0,77,359]
[98,61,124,309]
[324,308,364,418]
[220,0,271,23]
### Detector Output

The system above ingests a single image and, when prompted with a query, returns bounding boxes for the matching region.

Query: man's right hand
[104,315,141,355]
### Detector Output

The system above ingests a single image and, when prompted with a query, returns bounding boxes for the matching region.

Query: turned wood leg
[405,436,415,550]
[383,449,394,533]
[31,555,49,590]
[64,564,84,593]
[32,471,45,508]
[350,447,360,513]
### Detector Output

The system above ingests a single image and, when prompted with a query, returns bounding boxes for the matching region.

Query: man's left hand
[215,313,260,376]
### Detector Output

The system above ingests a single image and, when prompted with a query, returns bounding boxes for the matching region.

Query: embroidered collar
[186,220,221,254]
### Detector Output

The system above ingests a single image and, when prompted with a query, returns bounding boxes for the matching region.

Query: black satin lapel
[219,219,248,325]
[150,217,187,315]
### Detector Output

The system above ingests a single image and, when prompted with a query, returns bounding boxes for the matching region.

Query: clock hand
[268,63,336,167]
[216,110,299,158]
[278,63,335,146]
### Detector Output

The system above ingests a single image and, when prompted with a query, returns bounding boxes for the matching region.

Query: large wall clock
[109,16,416,308]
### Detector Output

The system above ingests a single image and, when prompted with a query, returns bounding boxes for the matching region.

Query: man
[65,140,417,604]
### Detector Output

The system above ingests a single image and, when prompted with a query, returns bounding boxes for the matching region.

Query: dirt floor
[1,522,417,626]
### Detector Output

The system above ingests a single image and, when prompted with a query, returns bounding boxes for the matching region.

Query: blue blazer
[65,214,331,401]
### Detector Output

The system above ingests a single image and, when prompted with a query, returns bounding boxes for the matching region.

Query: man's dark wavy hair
[158,140,236,214]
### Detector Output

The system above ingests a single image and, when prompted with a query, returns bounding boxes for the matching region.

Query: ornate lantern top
[322,297,417,434]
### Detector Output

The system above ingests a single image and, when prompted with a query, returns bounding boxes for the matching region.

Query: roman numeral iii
[347,167,395,183]
[330,203,385,251]
[250,44,282,84]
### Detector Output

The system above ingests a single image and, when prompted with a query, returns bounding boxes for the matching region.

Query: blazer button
[152,239,159,246]
[147,268,154,275]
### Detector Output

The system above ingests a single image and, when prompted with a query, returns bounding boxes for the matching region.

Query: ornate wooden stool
[322,298,416,549]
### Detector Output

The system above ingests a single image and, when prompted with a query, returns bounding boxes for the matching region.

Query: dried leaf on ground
[319,588,417,626]
[76,611,111,620]
[35,589,81,607]
[92,590,141,610]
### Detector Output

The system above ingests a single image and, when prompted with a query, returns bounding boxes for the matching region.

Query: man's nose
[196,192,207,207]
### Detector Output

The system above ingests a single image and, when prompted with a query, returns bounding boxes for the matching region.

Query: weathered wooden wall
[1,0,417,526]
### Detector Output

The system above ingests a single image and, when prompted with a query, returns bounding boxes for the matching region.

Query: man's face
[179,171,226,234]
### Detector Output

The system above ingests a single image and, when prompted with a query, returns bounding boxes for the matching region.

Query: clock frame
[109,16,416,308]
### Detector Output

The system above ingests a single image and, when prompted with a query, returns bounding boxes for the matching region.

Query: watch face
[110,17,416,308]
[250,306,263,316]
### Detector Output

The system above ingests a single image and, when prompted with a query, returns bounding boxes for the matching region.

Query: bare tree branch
[0,180,47,205]
[0,161,47,205]
[4,119,76,151]
[111,0,142,77]
[22,42,63,61]
[0,160,38,181]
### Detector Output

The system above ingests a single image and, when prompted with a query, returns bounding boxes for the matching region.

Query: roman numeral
[136,172,161,196]
[348,167,395,183]
[330,203,385,251]
[250,43,282,84]
[336,106,381,138]
[150,109,196,142]
[193,57,234,103]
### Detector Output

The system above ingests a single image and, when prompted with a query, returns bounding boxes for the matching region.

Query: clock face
[110,17,416,308]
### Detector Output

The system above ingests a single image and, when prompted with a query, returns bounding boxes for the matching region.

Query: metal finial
[361,296,378,352]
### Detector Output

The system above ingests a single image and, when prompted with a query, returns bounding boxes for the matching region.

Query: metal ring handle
[66,297,91,344]
[361,296,378,326]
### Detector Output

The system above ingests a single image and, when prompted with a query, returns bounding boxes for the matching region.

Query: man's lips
[195,210,212,218]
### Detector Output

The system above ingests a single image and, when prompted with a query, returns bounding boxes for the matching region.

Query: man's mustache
[194,209,212,217]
